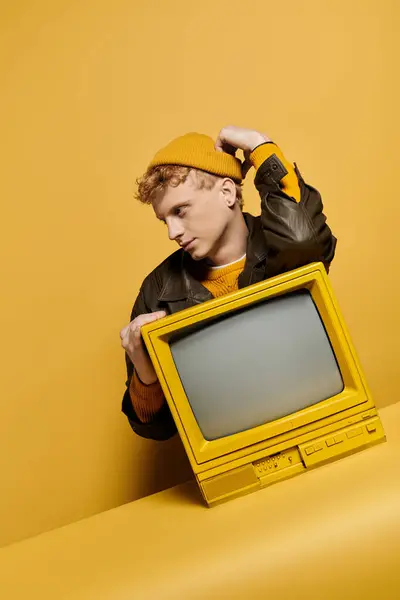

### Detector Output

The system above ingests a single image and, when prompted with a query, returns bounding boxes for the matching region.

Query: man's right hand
[120,311,166,384]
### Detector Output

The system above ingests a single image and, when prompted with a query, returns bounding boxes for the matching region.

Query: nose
[166,218,184,242]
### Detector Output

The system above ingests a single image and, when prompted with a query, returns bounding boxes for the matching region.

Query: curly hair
[135,165,243,209]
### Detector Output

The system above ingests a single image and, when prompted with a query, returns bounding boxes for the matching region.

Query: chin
[185,243,203,261]
[191,245,212,262]
[188,251,204,262]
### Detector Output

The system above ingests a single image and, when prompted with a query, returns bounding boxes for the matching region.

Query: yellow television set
[141,262,386,506]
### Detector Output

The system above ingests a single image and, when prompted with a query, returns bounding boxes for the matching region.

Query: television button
[314,443,323,452]
[326,438,336,447]
[367,423,377,433]
[305,446,315,455]
[346,428,363,439]
[334,434,345,444]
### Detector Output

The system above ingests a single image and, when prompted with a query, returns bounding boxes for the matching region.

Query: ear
[220,178,237,208]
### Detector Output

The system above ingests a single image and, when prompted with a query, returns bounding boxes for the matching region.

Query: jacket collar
[158,213,267,304]
[243,212,267,265]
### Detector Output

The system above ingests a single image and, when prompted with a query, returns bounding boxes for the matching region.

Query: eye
[174,205,189,217]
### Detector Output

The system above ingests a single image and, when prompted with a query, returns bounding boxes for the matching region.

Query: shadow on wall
[133,433,194,499]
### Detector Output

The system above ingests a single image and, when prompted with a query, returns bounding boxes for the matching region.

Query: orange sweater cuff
[250,143,301,203]
[129,372,165,423]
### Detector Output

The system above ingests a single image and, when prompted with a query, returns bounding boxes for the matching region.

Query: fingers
[215,129,251,177]
[136,311,166,326]
[215,126,270,155]
[215,133,237,156]
[215,138,234,154]
[131,323,143,345]
[134,313,159,331]
[120,311,166,344]
[215,137,224,152]
[215,126,237,155]
[119,324,129,340]
[153,310,167,319]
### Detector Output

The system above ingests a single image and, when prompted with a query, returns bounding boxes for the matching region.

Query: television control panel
[199,412,386,507]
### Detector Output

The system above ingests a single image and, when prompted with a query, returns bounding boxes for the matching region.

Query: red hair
[135,165,243,209]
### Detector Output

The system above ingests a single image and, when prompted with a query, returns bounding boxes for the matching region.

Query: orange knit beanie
[148,132,243,182]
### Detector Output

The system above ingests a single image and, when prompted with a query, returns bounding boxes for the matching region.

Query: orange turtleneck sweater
[129,142,300,423]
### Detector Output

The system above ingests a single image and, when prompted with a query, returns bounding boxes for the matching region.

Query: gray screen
[170,290,344,441]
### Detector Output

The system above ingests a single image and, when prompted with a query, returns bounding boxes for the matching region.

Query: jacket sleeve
[121,285,177,441]
[250,143,337,277]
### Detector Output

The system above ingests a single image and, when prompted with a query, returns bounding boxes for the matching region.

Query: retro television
[141,262,386,506]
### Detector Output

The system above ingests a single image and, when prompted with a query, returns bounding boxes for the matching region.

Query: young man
[120,125,336,441]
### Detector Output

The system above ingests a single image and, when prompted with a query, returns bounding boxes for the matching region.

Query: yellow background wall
[0,0,398,547]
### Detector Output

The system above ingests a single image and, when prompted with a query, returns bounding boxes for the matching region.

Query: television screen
[170,289,344,441]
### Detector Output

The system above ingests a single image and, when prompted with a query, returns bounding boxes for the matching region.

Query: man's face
[152,171,237,262]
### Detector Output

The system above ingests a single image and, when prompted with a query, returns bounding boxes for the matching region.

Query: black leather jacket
[122,156,337,441]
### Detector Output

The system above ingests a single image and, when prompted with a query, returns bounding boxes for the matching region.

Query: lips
[181,239,195,251]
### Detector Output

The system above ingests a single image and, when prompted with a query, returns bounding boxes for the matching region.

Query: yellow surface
[1,402,399,600]
[143,263,385,504]
[0,0,399,546]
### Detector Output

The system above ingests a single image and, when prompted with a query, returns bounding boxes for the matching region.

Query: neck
[206,212,248,267]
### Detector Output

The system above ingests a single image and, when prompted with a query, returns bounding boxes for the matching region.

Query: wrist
[135,359,157,385]
[249,133,271,152]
